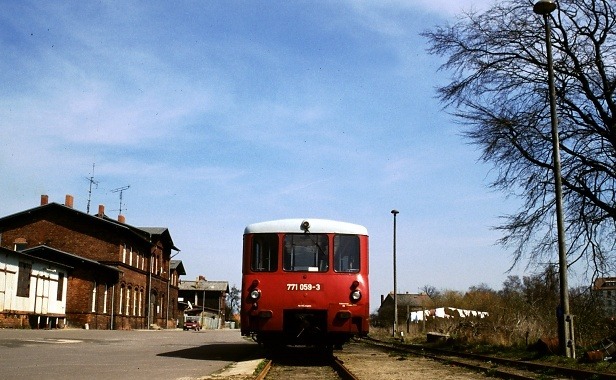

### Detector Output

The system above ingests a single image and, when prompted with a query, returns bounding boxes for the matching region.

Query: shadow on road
[157,343,261,361]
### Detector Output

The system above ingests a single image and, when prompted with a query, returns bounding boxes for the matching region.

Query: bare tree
[423,0,616,278]
[225,284,241,316]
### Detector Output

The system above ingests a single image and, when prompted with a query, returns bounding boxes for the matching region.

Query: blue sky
[1,1,534,311]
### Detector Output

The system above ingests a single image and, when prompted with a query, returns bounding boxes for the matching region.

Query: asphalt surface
[0,328,260,380]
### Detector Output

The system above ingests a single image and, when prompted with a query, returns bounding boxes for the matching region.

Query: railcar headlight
[249,289,261,300]
[351,289,361,301]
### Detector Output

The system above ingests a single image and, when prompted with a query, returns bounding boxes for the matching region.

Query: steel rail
[332,355,360,380]
[254,355,358,380]
[363,338,616,380]
[254,359,272,380]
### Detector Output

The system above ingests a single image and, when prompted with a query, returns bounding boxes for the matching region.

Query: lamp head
[300,220,310,233]
[533,0,557,15]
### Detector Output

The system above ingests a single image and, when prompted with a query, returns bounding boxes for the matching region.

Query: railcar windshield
[251,233,278,272]
[283,234,329,272]
[334,234,360,272]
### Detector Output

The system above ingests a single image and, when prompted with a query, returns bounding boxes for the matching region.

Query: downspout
[110,285,115,330]
[148,257,152,329]
[166,251,180,329]
[219,290,223,329]
[33,273,39,317]
[146,232,153,330]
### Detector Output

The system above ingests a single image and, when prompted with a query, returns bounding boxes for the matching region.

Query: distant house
[178,276,228,329]
[377,292,432,326]
[0,194,182,329]
[592,277,616,316]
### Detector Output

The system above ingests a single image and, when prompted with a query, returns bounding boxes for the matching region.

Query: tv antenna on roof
[85,163,99,214]
[111,185,130,216]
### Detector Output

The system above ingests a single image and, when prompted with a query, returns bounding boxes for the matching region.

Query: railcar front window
[283,234,329,272]
[252,233,278,272]
[334,235,360,272]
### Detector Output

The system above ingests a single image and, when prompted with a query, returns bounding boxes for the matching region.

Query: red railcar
[241,218,369,348]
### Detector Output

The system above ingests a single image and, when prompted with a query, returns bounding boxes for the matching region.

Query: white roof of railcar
[244,218,368,235]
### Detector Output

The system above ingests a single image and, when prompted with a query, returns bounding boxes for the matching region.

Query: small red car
[183,317,201,331]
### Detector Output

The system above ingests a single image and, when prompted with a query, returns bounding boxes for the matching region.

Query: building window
[122,245,127,263]
[16,262,32,297]
[119,286,124,315]
[133,288,137,316]
[57,273,64,301]
[138,289,143,316]
[103,285,108,314]
[126,287,131,315]
[14,237,28,251]
[91,281,97,312]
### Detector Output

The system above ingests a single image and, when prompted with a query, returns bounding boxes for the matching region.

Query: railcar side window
[283,234,329,272]
[252,234,278,272]
[334,235,360,272]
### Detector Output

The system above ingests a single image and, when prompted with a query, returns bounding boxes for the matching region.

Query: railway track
[254,346,358,380]
[250,337,616,379]
[363,337,616,379]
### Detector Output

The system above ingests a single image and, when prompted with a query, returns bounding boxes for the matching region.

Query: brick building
[0,195,182,329]
[592,277,616,316]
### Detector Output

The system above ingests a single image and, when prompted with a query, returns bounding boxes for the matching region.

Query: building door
[34,276,49,314]
[0,270,6,310]
[149,291,157,326]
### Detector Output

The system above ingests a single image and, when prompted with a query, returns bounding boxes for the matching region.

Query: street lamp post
[391,209,399,337]
[533,0,575,358]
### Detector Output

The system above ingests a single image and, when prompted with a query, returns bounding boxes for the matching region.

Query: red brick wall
[0,313,29,328]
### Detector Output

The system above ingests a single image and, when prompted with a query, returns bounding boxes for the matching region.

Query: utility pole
[391,209,399,337]
[533,0,575,358]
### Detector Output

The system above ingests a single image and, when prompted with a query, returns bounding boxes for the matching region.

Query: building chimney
[41,195,49,206]
[118,214,126,223]
[65,194,74,208]
[198,275,206,282]
[97,204,105,217]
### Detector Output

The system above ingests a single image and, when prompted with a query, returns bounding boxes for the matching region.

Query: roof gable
[179,280,229,292]
[170,260,186,275]
[0,202,151,245]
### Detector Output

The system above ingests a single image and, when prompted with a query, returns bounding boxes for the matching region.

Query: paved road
[0,328,260,380]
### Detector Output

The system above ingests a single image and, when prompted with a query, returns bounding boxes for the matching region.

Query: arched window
[138,289,143,317]
[91,281,97,312]
[126,287,131,315]
[133,288,138,316]
[119,285,124,315]
[103,285,108,314]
